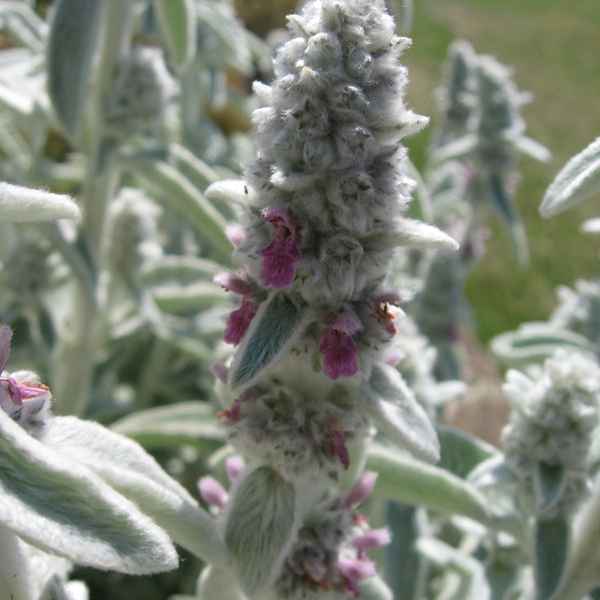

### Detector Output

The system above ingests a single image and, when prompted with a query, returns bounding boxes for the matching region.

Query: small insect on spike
[0,325,13,373]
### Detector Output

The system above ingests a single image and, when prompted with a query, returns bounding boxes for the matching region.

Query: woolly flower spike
[212,0,458,379]
[434,40,477,147]
[105,46,176,137]
[502,350,600,516]
[225,378,369,484]
[276,478,389,599]
[0,326,52,437]
[105,188,162,280]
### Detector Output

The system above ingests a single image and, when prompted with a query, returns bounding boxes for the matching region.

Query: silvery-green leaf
[127,158,230,261]
[551,481,600,599]
[0,183,80,222]
[385,502,426,600]
[582,218,600,234]
[154,0,196,70]
[363,219,459,253]
[167,144,222,199]
[405,158,433,222]
[44,416,228,565]
[47,0,103,138]
[0,80,34,117]
[152,282,229,316]
[0,410,177,574]
[416,537,491,600]
[438,426,498,479]
[431,134,478,163]
[363,363,440,463]
[535,515,569,600]
[487,173,529,265]
[368,444,490,525]
[389,0,413,34]
[225,466,297,596]
[63,581,89,600]
[141,256,224,286]
[491,323,594,367]
[196,565,245,600]
[229,293,309,390]
[0,527,34,600]
[24,542,71,600]
[205,179,257,206]
[514,136,551,163]
[111,402,225,451]
[0,2,46,51]
[534,462,567,516]
[359,575,394,600]
[541,137,600,217]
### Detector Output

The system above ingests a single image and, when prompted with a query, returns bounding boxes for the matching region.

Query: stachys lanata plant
[205,0,459,597]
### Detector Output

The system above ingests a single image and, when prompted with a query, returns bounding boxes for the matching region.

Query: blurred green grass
[404,0,600,342]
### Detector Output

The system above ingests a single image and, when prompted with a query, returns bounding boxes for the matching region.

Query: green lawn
[404,0,600,341]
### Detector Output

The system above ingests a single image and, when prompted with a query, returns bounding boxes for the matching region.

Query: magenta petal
[319,329,359,380]
[224,298,258,345]
[330,428,350,469]
[260,238,300,288]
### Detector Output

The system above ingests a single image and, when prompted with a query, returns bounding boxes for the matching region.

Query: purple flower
[0,325,50,408]
[319,311,362,380]
[214,272,254,296]
[224,297,258,345]
[198,476,229,511]
[327,420,350,469]
[260,207,301,288]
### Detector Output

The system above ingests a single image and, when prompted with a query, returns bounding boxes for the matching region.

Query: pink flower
[260,207,301,288]
[224,297,258,345]
[337,557,376,596]
[344,471,378,508]
[225,455,246,484]
[198,476,229,510]
[352,528,391,554]
[319,312,362,380]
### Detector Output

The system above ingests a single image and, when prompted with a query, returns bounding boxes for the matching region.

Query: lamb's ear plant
[197,0,470,597]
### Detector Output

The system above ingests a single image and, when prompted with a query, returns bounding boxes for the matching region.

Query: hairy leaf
[540,137,600,217]
[535,515,569,600]
[229,293,308,390]
[0,411,177,574]
[47,0,103,138]
[225,466,297,596]
[438,426,498,479]
[363,364,440,463]
[368,444,490,525]
[111,402,225,451]
[154,0,196,70]
[0,183,80,222]
[44,417,228,565]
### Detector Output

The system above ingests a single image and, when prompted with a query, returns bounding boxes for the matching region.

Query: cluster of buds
[104,46,177,137]
[502,350,600,517]
[0,325,51,437]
